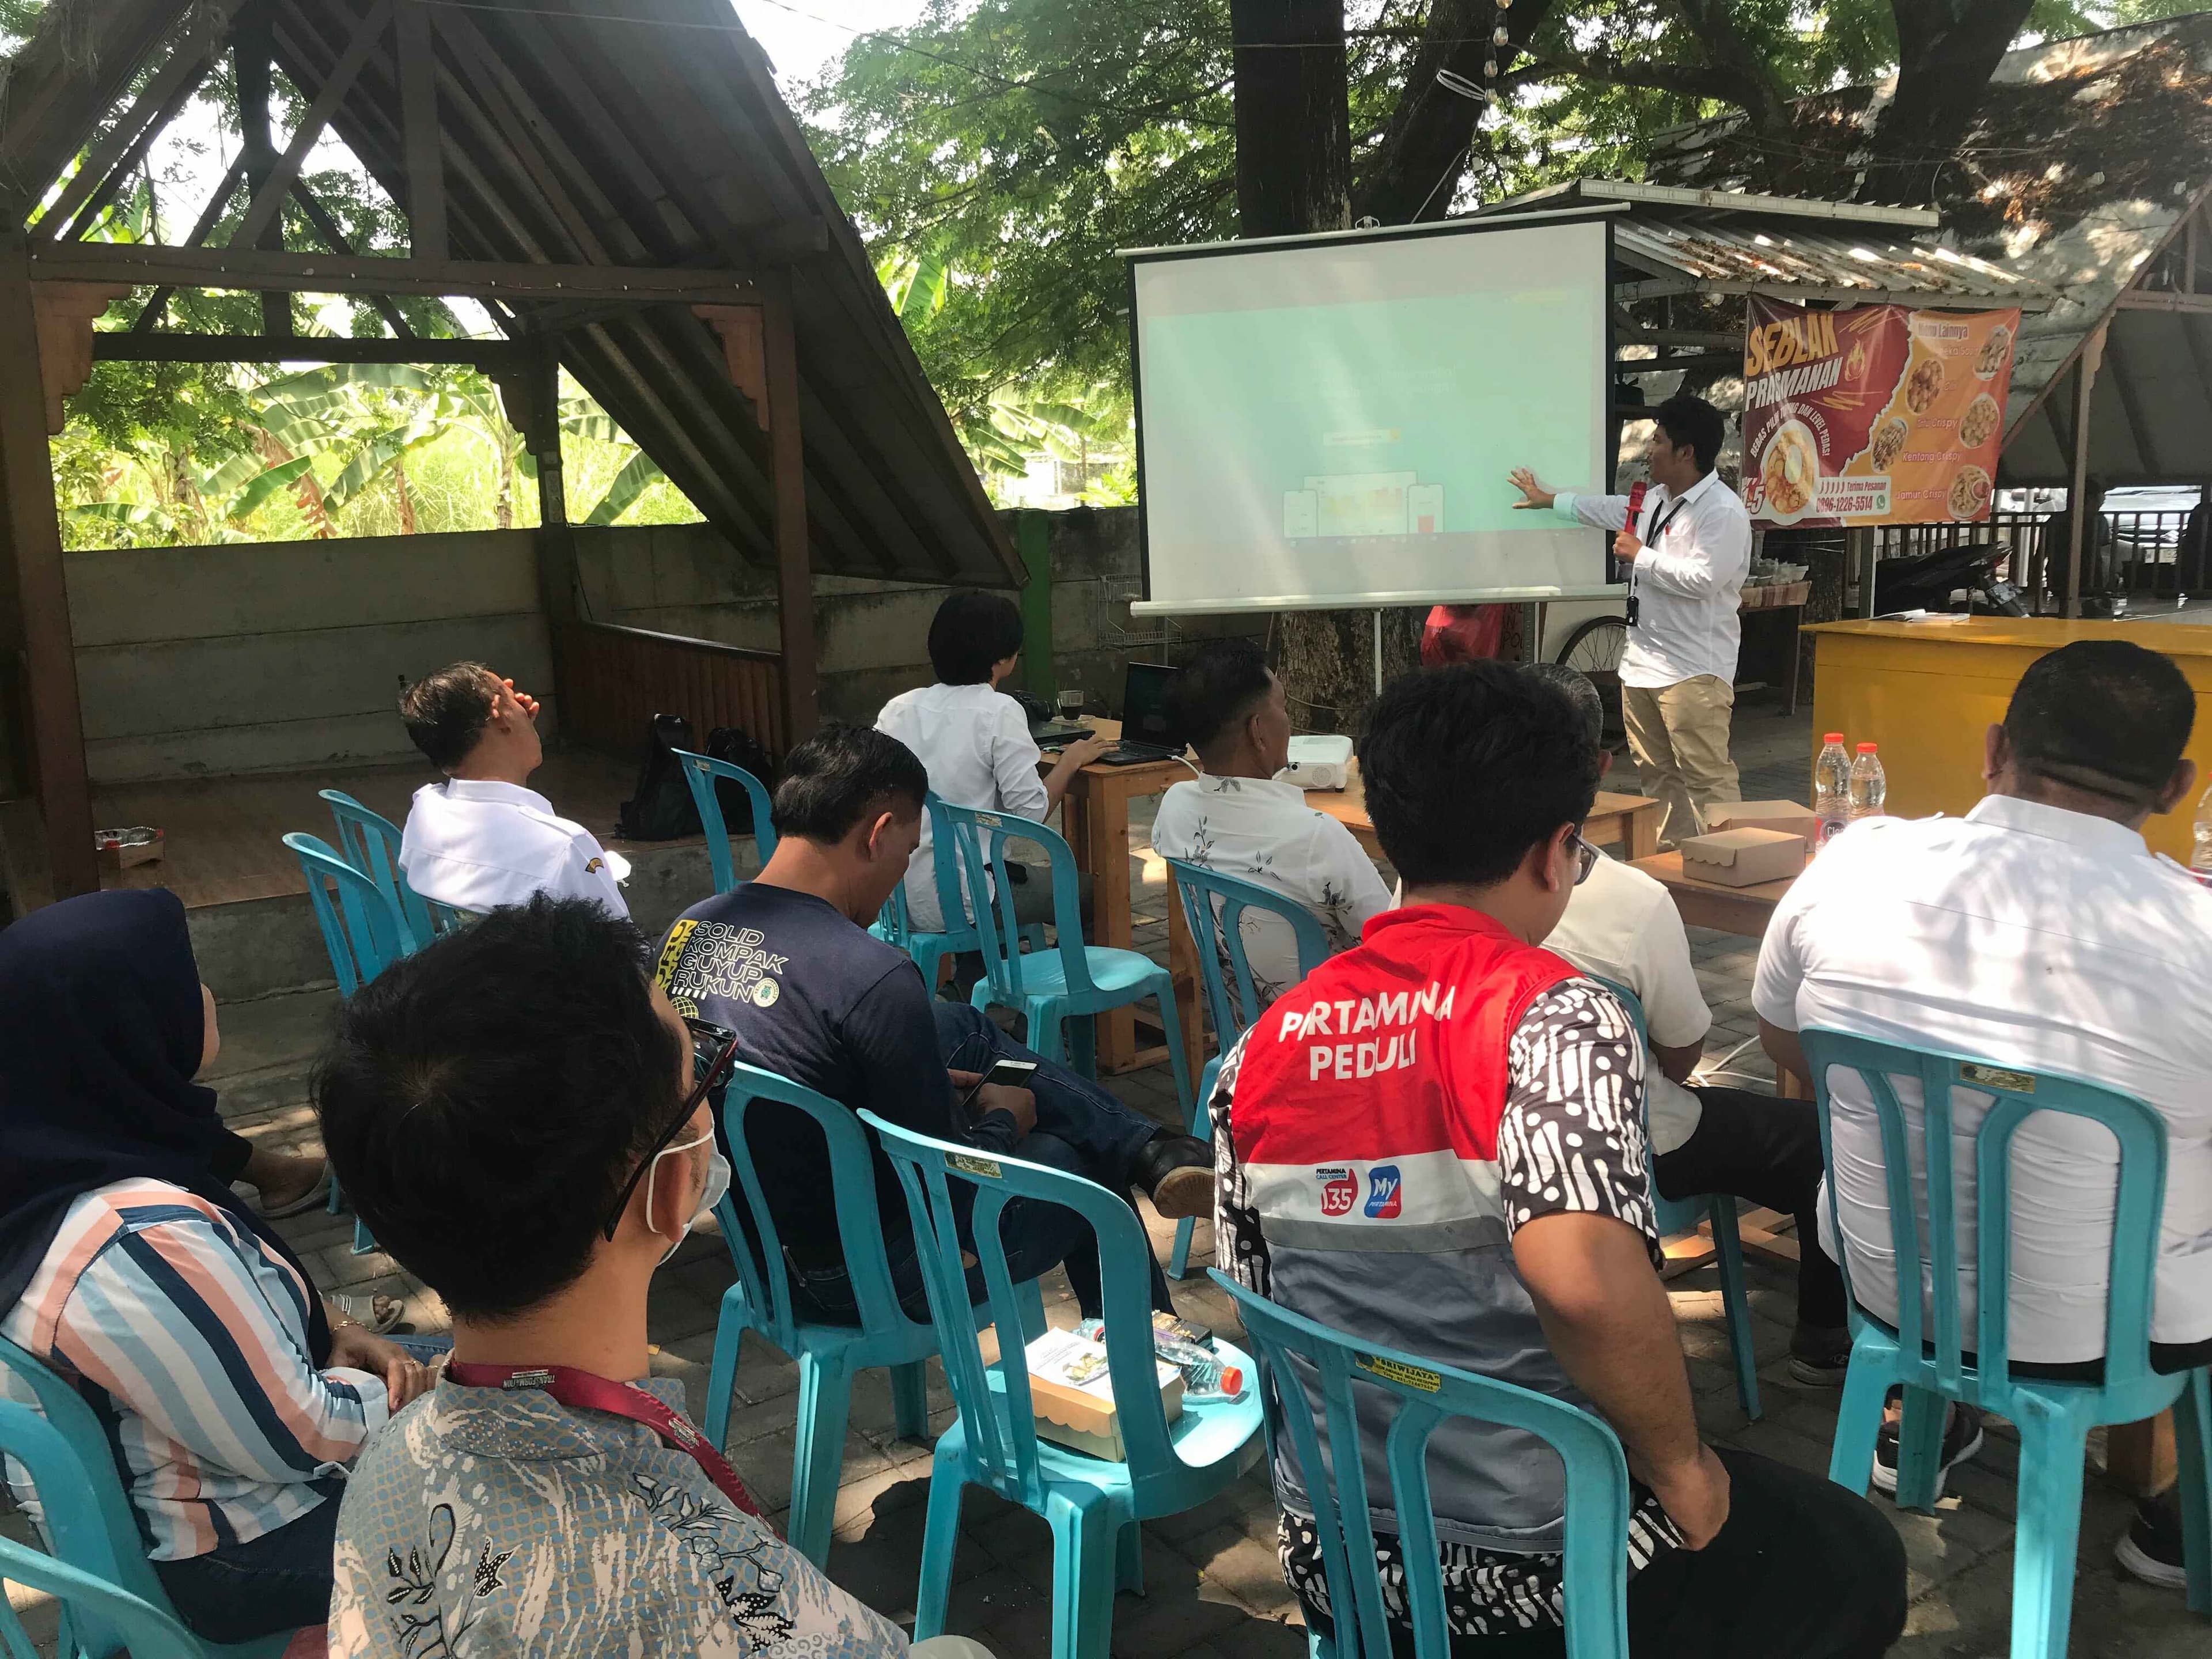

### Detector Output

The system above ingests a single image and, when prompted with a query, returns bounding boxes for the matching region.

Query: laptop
[1096,662,1188,766]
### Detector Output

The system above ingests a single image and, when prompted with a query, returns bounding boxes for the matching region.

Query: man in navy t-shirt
[655,722,1209,1322]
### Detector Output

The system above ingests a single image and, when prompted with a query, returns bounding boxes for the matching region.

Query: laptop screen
[1121,662,1185,751]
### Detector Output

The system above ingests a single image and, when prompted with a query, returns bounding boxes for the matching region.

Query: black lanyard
[1626,493,1691,627]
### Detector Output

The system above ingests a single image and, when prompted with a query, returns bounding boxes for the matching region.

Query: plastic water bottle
[1847,743,1887,823]
[2191,782,2212,884]
[1814,733,1852,845]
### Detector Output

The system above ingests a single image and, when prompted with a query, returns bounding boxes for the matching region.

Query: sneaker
[1134,1133,1214,1219]
[1871,1404,1984,1499]
[1787,1324,1853,1388]
[2116,1489,2189,1590]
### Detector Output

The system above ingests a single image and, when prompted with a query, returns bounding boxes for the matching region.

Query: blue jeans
[789,1003,1173,1323]
[154,1334,451,1641]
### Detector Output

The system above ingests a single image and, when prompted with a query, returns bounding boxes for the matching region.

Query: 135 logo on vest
[1317,1168,1357,1217]
[1364,1165,1403,1219]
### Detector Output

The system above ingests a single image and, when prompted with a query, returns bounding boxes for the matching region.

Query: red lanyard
[444,1361,762,1518]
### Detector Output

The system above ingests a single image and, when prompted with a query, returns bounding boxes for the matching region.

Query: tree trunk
[1233,1,1418,729]
[495,440,514,531]
[1862,0,2037,204]
[393,457,417,535]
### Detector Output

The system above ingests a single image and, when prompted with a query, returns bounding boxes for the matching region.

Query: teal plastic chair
[285,830,412,1252]
[1211,1272,1631,1659]
[700,1061,1043,1569]
[862,1113,1266,1659]
[1588,976,1760,1422]
[937,802,1194,1114]
[1162,859,1331,1278]
[871,794,1045,988]
[1801,1028,2212,1657]
[320,789,471,951]
[0,1344,297,1658]
[673,749,777,895]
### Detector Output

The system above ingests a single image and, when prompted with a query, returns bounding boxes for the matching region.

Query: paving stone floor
[8,694,2205,1654]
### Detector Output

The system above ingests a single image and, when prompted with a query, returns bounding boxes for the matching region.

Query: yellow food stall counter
[1802,616,2212,866]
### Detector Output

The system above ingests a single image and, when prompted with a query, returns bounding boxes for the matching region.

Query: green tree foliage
[815,0,2200,453]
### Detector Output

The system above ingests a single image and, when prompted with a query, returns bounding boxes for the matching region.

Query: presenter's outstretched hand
[1507,468,1556,510]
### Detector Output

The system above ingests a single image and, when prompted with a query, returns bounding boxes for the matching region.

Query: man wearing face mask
[316,896,984,1656]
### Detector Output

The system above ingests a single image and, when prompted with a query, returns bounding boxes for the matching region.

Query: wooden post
[232,5,291,337]
[759,270,819,743]
[0,240,97,899]
[396,0,447,260]
[2066,327,2106,620]
[493,344,577,727]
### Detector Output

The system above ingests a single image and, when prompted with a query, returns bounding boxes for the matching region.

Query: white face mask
[645,1128,732,1267]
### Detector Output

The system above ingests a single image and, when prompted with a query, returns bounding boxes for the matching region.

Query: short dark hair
[1652,395,1726,474]
[2003,639,2194,803]
[1170,639,1275,755]
[929,590,1025,684]
[399,661,498,770]
[772,721,928,842]
[314,896,680,1321]
[1359,662,1601,887]
[1524,661,1605,749]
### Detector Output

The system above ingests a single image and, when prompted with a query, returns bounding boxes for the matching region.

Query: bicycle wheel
[1555,616,1629,747]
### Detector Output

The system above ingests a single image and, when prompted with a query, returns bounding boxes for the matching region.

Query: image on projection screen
[1131,215,1610,612]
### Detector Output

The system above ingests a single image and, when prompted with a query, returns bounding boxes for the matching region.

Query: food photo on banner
[1741,296,2020,529]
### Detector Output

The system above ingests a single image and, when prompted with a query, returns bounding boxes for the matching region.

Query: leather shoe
[1133,1133,1214,1219]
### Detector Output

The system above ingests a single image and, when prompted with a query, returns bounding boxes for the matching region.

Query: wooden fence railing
[559,621,786,760]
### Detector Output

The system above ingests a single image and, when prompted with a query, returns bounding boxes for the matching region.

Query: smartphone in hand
[959,1058,1039,1115]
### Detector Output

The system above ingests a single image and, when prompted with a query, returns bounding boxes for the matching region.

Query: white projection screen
[1127,211,1618,615]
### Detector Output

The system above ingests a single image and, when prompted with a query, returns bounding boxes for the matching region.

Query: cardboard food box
[1680,827,1805,888]
[978,1325,1182,1462]
[1707,799,1819,847]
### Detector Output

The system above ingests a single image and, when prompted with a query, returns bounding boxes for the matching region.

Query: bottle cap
[1857,742,1878,753]
[1219,1365,1244,1396]
[1823,733,1844,744]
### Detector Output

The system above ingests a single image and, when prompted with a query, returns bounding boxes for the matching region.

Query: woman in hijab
[0,889,439,1642]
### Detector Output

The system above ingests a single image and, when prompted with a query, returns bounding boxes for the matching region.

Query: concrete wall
[67,508,1244,784]
[66,532,557,784]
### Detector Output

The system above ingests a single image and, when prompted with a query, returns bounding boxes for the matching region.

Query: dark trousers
[787,1001,1172,1324]
[1655,1085,1847,1331]
[1406,1449,1907,1659]
[157,1499,340,1641]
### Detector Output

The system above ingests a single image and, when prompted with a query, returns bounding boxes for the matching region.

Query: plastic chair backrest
[711,1062,930,1352]
[873,794,975,955]
[1210,1274,1630,1659]
[1798,1029,2170,1394]
[935,802,1092,1004]
[674,749,778,896]
[0,1344,188,1657]
[859,1112,1185,1512]
[1164,858,1331,1045]
[283,831,408,996]
[0,1533,198,1659]
[320,790,471,952]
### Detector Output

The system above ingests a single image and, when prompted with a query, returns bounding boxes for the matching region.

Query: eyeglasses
[600,1017,740,1241]
[1569,830,1600,887]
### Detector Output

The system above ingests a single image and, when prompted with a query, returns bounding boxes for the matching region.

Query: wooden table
[1630,850,1798,938]
[1312,762,1662,865]
[1047,722,1206,1077]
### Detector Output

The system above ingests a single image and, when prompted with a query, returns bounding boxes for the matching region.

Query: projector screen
[1128,212,1618,615]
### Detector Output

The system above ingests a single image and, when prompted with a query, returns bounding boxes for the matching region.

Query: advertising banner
[1741,297,2019,528]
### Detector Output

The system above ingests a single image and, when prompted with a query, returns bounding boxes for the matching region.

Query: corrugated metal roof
[1480,179,2048,306]
[1639,17,2212,486]
[1,0,1020,586]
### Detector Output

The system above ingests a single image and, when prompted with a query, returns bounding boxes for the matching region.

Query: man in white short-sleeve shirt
[875,592,1108,934]
[396,662,630,919]
[1529,664,1847,1380]
[1757,639,2212,1509]
[1150,641,1391,1018]
[1511,394,1751,848]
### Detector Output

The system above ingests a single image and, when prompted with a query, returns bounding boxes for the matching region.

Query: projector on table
[1279,735,1354,791]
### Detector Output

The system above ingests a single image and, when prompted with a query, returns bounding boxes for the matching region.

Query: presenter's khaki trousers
[1623,674,1741,849]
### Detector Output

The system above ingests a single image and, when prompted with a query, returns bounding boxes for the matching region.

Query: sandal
[256,1160,334,1219]
[331,1293,404,1335]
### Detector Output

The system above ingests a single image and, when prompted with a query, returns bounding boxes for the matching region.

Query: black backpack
[615,712,700,841]
[704,725,779,835]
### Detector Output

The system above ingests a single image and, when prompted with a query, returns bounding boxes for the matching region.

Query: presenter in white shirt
[395,662,631,919]
[875,591,1109,934]
[1756,639,2212,1524]
[1510,394,1752,847]
[1150,641,1392,1016]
